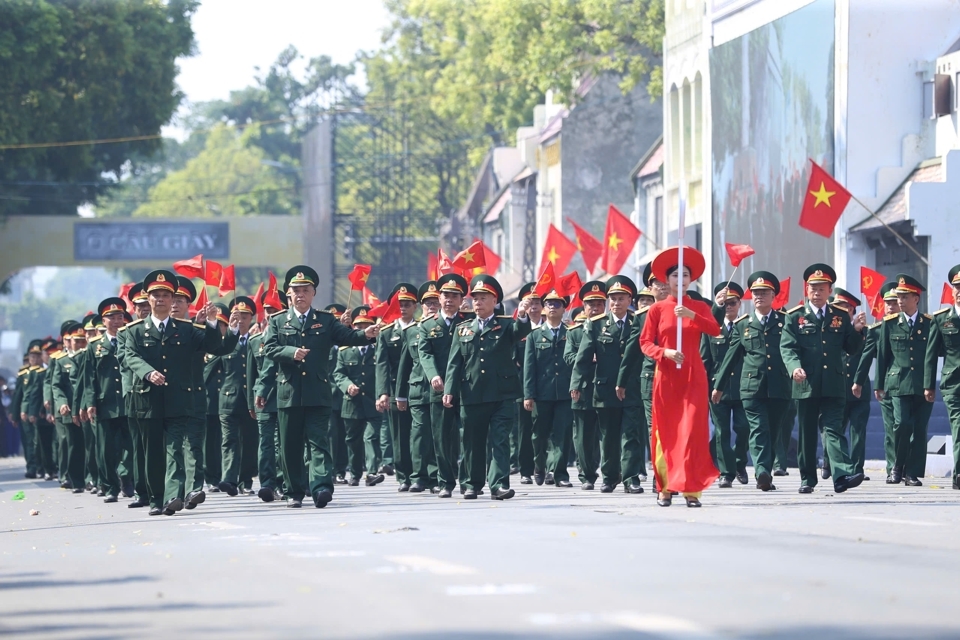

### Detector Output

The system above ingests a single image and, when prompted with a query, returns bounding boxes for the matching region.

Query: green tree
[0,0,197,218]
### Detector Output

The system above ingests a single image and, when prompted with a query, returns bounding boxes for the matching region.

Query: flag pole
[848,194,928,266]
[346,288,354,310]
[721,264,741,301]
[676,191,686,370]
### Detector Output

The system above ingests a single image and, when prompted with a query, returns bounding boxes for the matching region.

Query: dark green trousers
[127,417,148,501]
[344,417,382,477]
[430,400,461,491]
[409,403,437,487]
[841,400,871,475]
[797,397,853,487]
[595,406,644,487]
[531,400,572,482]
[82,420,98,487]
[710,396,749,480]
[880,396,895,474]
[161,416,188,505]
[387,407,412,483]
[329,409,347,475]
[203,414,222,486]
[58,418,85,490]
[461,400,513,492]
[97,417,125,498]
[891,394,933,477]
[35,419,56,477]
[239,415,258,490]
[513,403,534,476]
[183,413,205,493]
[572,408,599,484]
[741,397,788,477]
[378,414,393,469]
[20,419,38,474]
[942,393,960,482]
[117,418,133,487]
[54,419,69,479]
[257,411,281,490]
[220,411,258,487]
[136,416,184,509]
[278,405,334,501]
[773,401,797,471]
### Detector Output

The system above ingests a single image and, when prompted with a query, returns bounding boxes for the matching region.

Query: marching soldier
[375,283,418,490]
[573,275,645,494]
[78,298,129,502]
[76,314,100,492]
[250,291,286,502]
[712,272,789,491]
[121,269,239,516]
[22,339,56,481]
[523,289,574,487]
[876,274,933,485]
[395,281,442,492]
[828,287,870,480]
[261,266,379,508]
[202,304,230,492]
[443,274,532,500]
[925,264,960,490]
[780,264,865,493]
[323,303,350,484]
[218,296,260,497]
[335,306,387,487]
[514,283,542,483]
[15,341,42,478]
[50,321,87,493]
[854,282,899,479]
[704,282,750,487]
[565,283,607,490]
[418,273,474,498]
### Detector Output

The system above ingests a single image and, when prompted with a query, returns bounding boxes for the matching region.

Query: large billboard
[710,0,835,291]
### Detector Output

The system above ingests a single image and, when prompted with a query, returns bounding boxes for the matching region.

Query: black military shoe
[24,472,37,479]
[463,489,478,499]
[600,484,615,493]
[348,477,360,487]
[207,484,222,493]
[581,482,595,491]
[438,487,453,498]
[148,507,163,516]
[128,497,148,508]
[378,464,395,476]
[257,487,275,502]
[904,476,923,487]
[334,474,348,485]
[509,464,520,475]
[718,477,733,488]
[398,482,411,492]
[756,472,774,492]
[409,482,427,493]
[103,495,118,503]
[520,476,533,485]
[736,471,748,485]
[953,474,960,490]
[121,482,135,498]
[820,465,831,480]
[491,488,515,500]
[798,485,814,494]
[533,470,545,486]
[555,479,573,488]
[889,467,903,484]
[218,481,239,496]
[71,487,84,494]
[286,497,302,508]
[545,472,555,485]
[313,489,333,508]
[162,497,183,515]
[773,468,788,477]
[365,473,384,487]
[624,479,644,494]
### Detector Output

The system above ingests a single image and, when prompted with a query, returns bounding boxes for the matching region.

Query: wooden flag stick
[721,264,741,301]
[346,288,354,310]
[676,193,686,370]
[849,194,928,266]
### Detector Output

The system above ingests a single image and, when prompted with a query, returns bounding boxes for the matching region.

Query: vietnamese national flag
[476,238,501,276]
[772,277,792,310]
[568,218,603,274]
[347,264,372,291]
[452,240,486,273]
[534,262,557,298]
[556,271,583,299]
[860,266,884,301]
[218,265,236,297]
[437,248,454,276]
[942,282,954,305]
[724,243,755,268]
[254,282,265,323]
[427,252,439,281]
[190,285,208,316]
[368,295,402,324]
[869,291,886,319]
[204,260,223,287]
[799,160,853,237]
[538,224,578,276]
[600,204,642,275]
[173,254,204,279]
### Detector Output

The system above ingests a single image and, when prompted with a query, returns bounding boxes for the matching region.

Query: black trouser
[204,414,222,486]
[97,417,126,497]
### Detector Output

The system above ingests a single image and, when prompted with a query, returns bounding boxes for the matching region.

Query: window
[923,80,935,119]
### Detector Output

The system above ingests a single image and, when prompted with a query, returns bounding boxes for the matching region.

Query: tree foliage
[0,0,197,217]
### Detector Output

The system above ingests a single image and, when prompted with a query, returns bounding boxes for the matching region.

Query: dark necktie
[909,317,914,329]
[158,320,165,334]
[111,337,117,349]
[761,315,767,326]
[240,336,247,348]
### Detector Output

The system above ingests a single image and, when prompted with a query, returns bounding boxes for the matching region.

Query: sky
[166,0,391,135]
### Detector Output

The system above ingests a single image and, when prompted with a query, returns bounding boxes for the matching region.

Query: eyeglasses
[544,300,564,308]
[724,299,740,307]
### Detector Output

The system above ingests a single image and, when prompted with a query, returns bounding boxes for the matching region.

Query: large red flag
[860,266,884,301]
[253,282,265,323]
[368,295,402,324]
[190,285,208,316]
[204,260,223,287]
[173,254,204,279]
[264,288,284,312]
[347,264,372,291]
[437,248,454,275]
[118,282,136,313]
[941,282,953,305]
[724,243,755,267]
[556,271,583,298]
[534,262,557,298]
[567,218,603,274]
[218,265,236,297]
[772,277,792,310]
[600,204,642,275]
[427,252,439,281]
[538,224,578,276]
[799,160,853,237]
[268,270,278,293]
[869,291,885,320]
[476,238,501,276]
[362,287,380,306]
[452,240,485,273]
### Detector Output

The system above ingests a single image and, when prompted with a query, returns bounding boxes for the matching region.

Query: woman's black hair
[665,264,692,278]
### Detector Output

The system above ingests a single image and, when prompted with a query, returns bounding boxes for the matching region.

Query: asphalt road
[1,456,959,640]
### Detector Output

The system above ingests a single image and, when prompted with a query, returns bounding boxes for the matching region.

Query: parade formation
[7,252,960,517]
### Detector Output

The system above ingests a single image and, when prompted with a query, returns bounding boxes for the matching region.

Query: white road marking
[446,584,536,596]
[531,612,717,638]
[846,516,944,527]
[178,521,245,530]
[384,555,477,575]
[288,550,366,558]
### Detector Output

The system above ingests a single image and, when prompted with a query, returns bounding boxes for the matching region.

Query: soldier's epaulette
[590,313,606,321]
[51,352,66,360]
[923,313,932,320]
[193,322,206,329]
[380,321,396,330]
[569,322,583,329]
[787,305,804,314]
[828,303,846,312]
[636,307,649,315]
[17,367,29,376]
[88,335,102,343]
[29,365,43,371]
[497,315,512,319]
[338,345,350,350]
[403,322,419,331]
[868,322,881,329]
[420,313,436,322]
[933,307,951,315]
[126,318,145,327]
[734,314,749,324]
[884,313,899,321]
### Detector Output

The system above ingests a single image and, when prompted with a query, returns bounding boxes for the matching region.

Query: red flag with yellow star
[452,240,485,275]
[347,264,372,291]
[568,218,603,274]
[600,204,641,275]
[538,224,577,276]
[799,160,852,237]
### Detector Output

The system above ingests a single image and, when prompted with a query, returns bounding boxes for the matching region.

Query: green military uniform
[572,276,644,493]
[713,272,790,488]
[261,266,372,507]
[77,314,100,491]
[522,294,573,486]
[49,325,86,492]
[22,357,56,479]
[779,264,864,492]
[565,303,600,488]
[512,283,540,482]
[925,266,960,488]
[702,282,749,484]
[11,363,33,475]
[876,274,932,484]
[203,347,225,489]
[250,316,283,501]
[121,270,237,514]
[444,274,530,499]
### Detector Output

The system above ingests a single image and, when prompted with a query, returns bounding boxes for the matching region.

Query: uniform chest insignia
[459,327,474,336]
[778,323,783,328]
[542,337,549,342]
[311,323,322,329]
[390,335,400,341]
[946,322,954,328]
[830,316,842,328]
[492,325,502,331]
[743,330,750,337]
[797,317,806,327]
